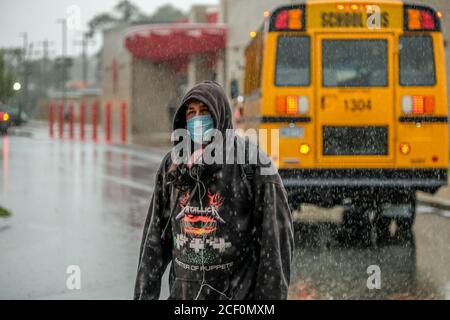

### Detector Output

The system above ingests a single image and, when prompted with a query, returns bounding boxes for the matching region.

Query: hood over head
[172,80,234,135]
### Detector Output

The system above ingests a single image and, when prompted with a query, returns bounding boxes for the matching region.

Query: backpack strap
[240,163,255,200]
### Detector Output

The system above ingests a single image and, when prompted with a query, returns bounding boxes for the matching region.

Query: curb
[6,122,171,156]
[7,128,33,138]
[417,196,450,211]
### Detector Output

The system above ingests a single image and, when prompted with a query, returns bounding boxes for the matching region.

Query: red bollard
[79,101,85,141]
[68,101,74,140]
[120,101,127,144]
[92,100,98,141]
[49,101,55,138]
[105,101,112,143]
[57,100,64,139]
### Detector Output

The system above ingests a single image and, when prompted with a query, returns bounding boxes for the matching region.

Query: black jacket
[134,81,294,300]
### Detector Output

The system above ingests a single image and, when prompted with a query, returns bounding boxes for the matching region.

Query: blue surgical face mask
[186,115,214,145]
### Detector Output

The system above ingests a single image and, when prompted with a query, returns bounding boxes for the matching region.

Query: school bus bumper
[280,168,447,206]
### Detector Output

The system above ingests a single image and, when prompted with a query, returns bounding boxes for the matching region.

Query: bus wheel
[288,195,303,214]
[374,215,392,243]
[341,204,375,247]
[395,196,416,238]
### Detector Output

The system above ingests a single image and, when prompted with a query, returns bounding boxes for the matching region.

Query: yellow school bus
[239,0,449,235]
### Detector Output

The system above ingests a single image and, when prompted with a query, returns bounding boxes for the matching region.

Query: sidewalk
[8,120,171,155]
[417,186,450,211]
[9,120,450,210]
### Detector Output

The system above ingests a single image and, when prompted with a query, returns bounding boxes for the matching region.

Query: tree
[87,1,150,37]
[115,0,148,22]
[87,13,118,38]
[0,52,16,104]
[149,4,185,23]
[87,1,186,37]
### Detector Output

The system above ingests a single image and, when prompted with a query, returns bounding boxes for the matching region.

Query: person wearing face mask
[185,102,214,145]
[134,80,294,300]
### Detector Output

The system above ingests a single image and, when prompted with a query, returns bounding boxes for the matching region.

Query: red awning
[124,24,227,62]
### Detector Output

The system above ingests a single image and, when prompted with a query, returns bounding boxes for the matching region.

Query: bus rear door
[315,33,395,166]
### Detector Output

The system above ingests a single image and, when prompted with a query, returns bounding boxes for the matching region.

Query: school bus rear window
[322,39,388,87]
[400,36,436,86]
[275,36,310,86]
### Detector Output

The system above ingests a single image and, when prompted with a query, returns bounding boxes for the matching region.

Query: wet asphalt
[0,129,449,300]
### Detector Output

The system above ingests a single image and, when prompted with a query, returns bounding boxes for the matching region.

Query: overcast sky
[0,0,218,58]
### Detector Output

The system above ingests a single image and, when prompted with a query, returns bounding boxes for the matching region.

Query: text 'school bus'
[239,0,449,234]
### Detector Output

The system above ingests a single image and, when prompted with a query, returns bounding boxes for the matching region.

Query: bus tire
[375,214,392,242]
[287,194,302,213]
[395,195,416,237]
[341,204,374,247]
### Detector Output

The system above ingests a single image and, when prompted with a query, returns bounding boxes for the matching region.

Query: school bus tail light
[274,10,289,29]
[273,8,304,31]
[421,11,436,29]
[298,96,309,113]
[300,144,311,155]
[277,96,309,115]
[405,6,440,31]
[400,143,411,155]
[286,96,298,114]
[402,96,435,114]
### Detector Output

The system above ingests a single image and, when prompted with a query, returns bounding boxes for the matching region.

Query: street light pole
[19,32,28,120]
[74,32,95,86]
[36,39,54,73]
[57,19,67,111]
[81,34,88,85]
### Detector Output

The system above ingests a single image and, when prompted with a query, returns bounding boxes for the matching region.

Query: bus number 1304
[344,99,372,112]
